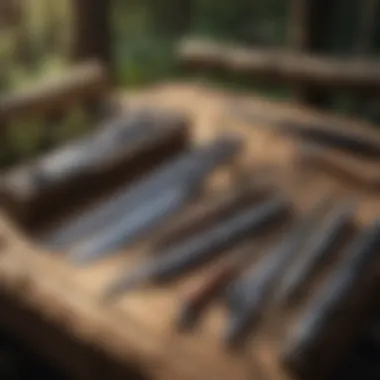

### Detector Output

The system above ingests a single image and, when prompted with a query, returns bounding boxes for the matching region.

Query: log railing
[177,38,380,93]
[0,61,110,125]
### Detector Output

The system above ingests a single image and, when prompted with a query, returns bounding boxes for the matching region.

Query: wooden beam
[0,61,109,123]
[178,38,380,92]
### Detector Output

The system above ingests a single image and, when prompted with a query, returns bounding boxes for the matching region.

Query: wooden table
[1,82,380,380]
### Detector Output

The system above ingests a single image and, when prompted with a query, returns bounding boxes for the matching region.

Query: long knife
[103,196,289,301]
[46,135,242,249]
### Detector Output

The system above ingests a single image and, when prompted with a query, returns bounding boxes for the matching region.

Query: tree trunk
[70,0,112,68]
[0,0,22,29]
[14,0,34,67]
[44,1,61,54]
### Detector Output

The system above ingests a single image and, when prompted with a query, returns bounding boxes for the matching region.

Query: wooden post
[352,0,380,118]
[69,0,112,118]
[354,0,380,54]
[287,0,310,104]
[70,0,112,69]
[288,0,336,108]
[288,0,309,50]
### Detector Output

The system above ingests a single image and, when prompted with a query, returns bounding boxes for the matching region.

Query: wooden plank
[1,83,380,380]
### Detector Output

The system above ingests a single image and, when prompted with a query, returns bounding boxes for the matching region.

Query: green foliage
[6,119,45,159]
[327,0,359,54]
[0,107,94,169]
[116,36,178,87]
[112,0,289,88]
[3,0,380,169]
[51,107,92,144]
[192,0,256,41]
[192,0,287,45]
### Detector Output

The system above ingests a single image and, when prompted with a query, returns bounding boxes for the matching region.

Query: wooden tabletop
[1,82,380,380]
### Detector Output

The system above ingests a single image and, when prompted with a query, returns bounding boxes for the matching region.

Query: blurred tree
[44,1,61,55]
[14,0,34,67]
